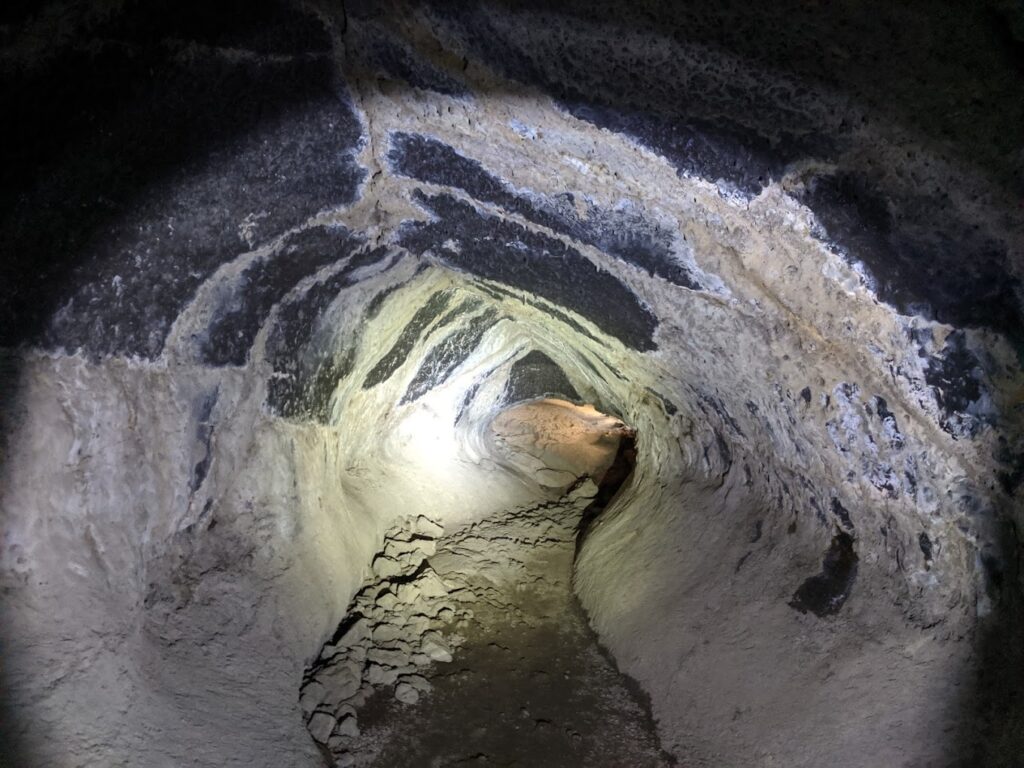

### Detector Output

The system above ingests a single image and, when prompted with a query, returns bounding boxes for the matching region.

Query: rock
[372,623,404,643]
[405,615,430,636]
[343,687,369,709]
[416,569,449,598]
[421,632,453,663]
[299,680,326,717]
[436,607,456,622]
[396,583,423,604]
[413,515,444,538]
[394,682,420,705]
[327,733,348,752]
[346,644,368,664]
[395,639,413,655]
[335,703,357,720]
[456,536,490,553]
[307,712,336,744]
[366,663,399,686]
[386,538,437,557]
[376,591,399,610]
[416,538,438,556]
[339,623,369,650]
[399,674,432,694]
[566,478,599,502]
[318,659,362,701]
[335,713,359,738]
[335,618,370,649]
[367,647,411,667]
[372,554,404,579]
[397,549,427,571]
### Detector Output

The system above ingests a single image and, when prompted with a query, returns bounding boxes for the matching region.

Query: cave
[1,1,1022,766]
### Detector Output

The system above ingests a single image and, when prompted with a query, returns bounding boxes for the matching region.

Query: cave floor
[328,494,673,767]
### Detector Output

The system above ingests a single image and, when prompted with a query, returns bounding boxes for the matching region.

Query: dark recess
[830,497,854,531]
[0,0,363,357]
[576,429,638,553]
[799,173,1022,343]
[953,518,1024,765]
[504,350,582,405]
[365,32,468,97]
[788,530,858,617]
[923,331,983,416]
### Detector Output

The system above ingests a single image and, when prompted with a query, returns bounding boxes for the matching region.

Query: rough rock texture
[299,513,458,762]
[302,484,671,768]
[1,1,1022,767]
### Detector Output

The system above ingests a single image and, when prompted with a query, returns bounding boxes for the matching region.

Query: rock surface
[313,487,671,768]
[0,2,1022,767]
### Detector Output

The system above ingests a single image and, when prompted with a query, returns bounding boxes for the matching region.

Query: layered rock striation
[1,1,1022,766]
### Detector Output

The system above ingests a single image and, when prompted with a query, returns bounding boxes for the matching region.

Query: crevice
[575,428,638,555]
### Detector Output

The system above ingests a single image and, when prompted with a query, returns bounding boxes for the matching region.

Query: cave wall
[0,1,1022,766]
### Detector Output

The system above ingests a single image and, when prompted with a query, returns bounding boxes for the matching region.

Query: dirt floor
[314,494,674,767]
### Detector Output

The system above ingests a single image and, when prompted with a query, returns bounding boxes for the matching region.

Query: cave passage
[1,3,1022,767]
[300,401,662,767]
